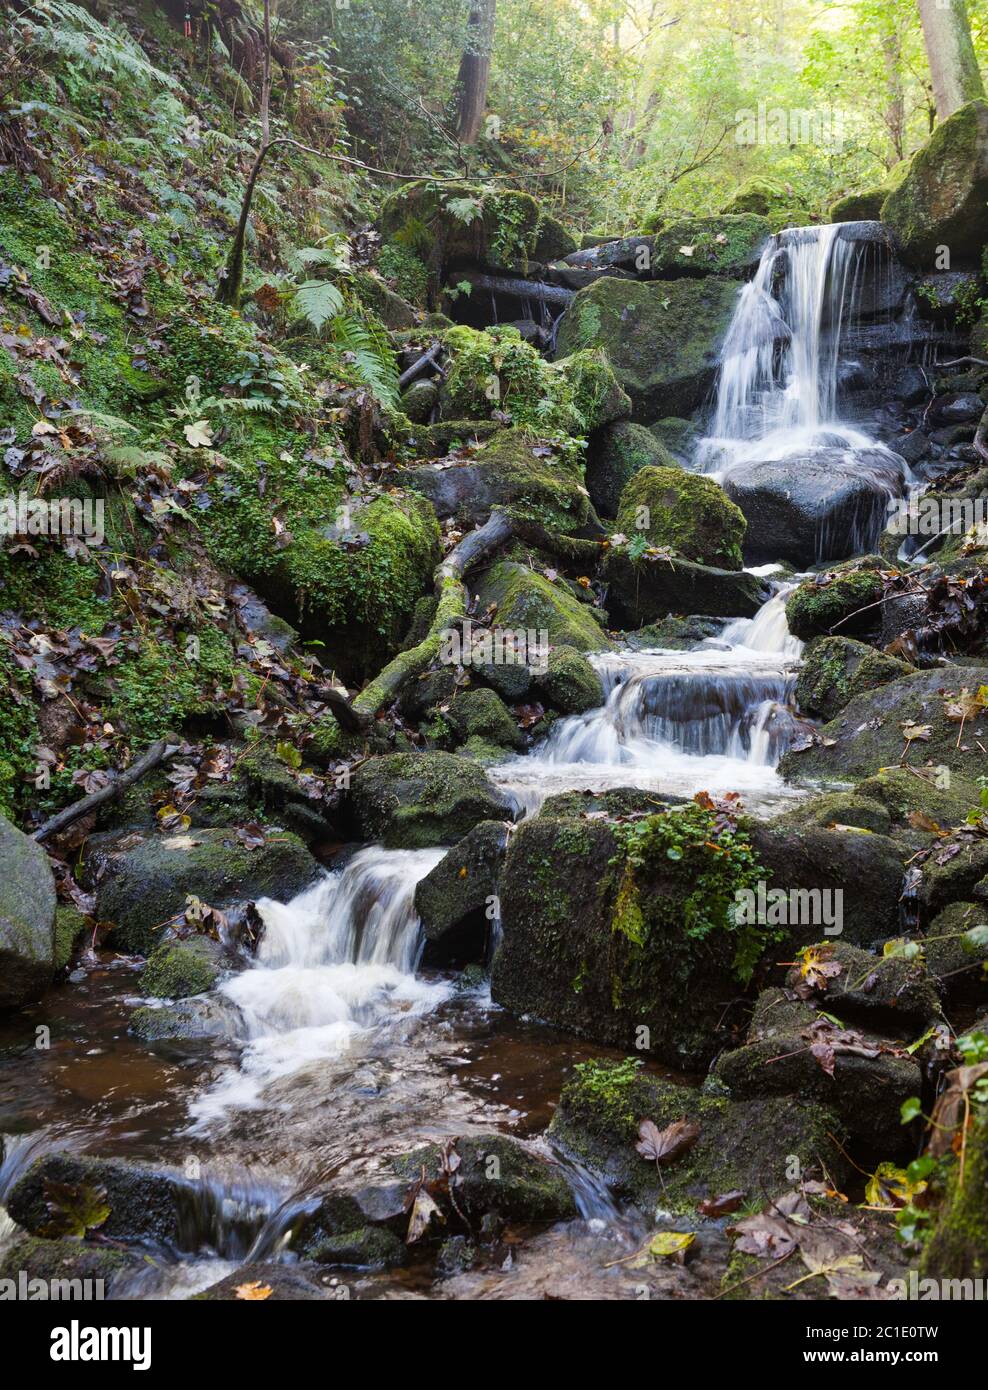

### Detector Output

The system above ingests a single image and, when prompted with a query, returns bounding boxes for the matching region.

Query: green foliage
[16,2,177,91]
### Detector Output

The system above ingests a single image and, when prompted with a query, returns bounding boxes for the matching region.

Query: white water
[189,846,448,1125]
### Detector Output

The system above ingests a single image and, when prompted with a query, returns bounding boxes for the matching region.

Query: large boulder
[554,276,740,422]
[615,465,746,570]
[549,1060,848,1213]
[794,635,914,720]
[93,828,320,955]
[0,812,57,1009]
[648,214,773,279]
[400,429,592,533]
[350,752,513,849]
[470,560,613,652]
[586,420,679,518]
[603,547,770,625]
[723,448,906,567]
[881,101,988,266]
[558,348,633,430]
[780,665,988,785]
[720,177,810,227]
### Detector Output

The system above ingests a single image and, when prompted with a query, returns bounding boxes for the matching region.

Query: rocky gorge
[2,6,988,1306]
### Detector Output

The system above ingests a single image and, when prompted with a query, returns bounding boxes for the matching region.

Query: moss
[648,214,772,277]
[351,750,512,848]
[471,560,613,653]
[439,325,582,437]
[586,420,679,518]
[795,636,912,720]
[784,570,884,641]
[615,464,746,569]
[557,348,632,431]
[378,241,429,307]
[720,177,810,229]
[140,939,220,998]
[445,687,523,750]
[0,1236,144,1294]
[830,163,909,223]
[534,644,603,714]
[921,1101,988,1279]
[881,100,988,265]
[52,906,86,972]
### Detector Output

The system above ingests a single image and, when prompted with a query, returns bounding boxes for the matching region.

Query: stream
[0,221,918,1299]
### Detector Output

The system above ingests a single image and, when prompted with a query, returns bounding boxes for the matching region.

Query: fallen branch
[398,341,443,391]
[33,740,172,843]
[450,270,575,307]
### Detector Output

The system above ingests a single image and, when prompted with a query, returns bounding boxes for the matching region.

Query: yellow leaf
[235,1281,273,1301]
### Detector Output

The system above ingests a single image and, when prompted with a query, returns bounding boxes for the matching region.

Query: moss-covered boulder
[438,325,580,433]
[446,687,524,751]
[854,766,985,833]
[921,1067,988,1279]
[391,1134,577,1224]
[378,181,575,285]
[140,936,225,999]
[720,177,810,228]
[830,162,909,223]
[400,376,439,423]
[794,636,914,720]
[782,940,942,1031]
[586,421,680,519]
[784,568,885,641]
[602,548,769,625]
[714,989,922,1146]
[558,347,632,430]
[616,465,746,570]
[0,1235,147,1297]
[400,429,592,533]
[414,820,509,964]
[920,902,988,1007]
[470,560,613,652]
[780,665,988,785]
[129,994,244,1042]
[93,828,320,955]
[648,214,772,278]
[881,101,988,265]
[0,812,56,1009]
[648,417,700,465]
[7,1152,189,1248]
[549,1059,848,1214]
[555,276,740,422]
[493,804,773,1069]
[533,644,603,715]
[350,751,512,848]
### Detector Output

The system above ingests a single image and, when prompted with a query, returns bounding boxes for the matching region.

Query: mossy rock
[784,569,885,640]
[400,377,439,423]
[129,994,244,1043]
[0,812,56,1009]
[0,1235,147,1297]
[302,1226,406,1270]
[533,644,603,715]
[602,548,769,626]
[557,348,632,431]
[554,276,740,422]
[94,828,320,955]
[446,687,524,751]
[7,1152,188,1248]
[350,751,512,848]
[350,268,419,329]
[438,325,581,434]
[648,417,700,465]
[586,420,680,518]
[140,936,224,999]
[548,1061,847,1214]
[400,429,592,533]
[795,635,914,720]
[53,905,86,973]
[196,1263,332,1299]
[854,766,984,832]
[471,559,613,653]
[921,902,988,1007]
[537,788,677,820]
[391,1134,577,1224]
[881,101,988,265]
[782,940,941,1030]
[780,665,988,785]
[615,464,746,570]
[648,214,772,278]
[778,790,893,836]
[720,177,810,229]
[414,820,509,963]
[922,1094,988,1280]
[830,163,909,223]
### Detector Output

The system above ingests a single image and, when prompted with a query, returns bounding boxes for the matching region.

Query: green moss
[140,939,219,998]
[471,560,612,653]
[795,636,912,720]
[556,348,632,431]
[378,242,429,307]
[785,569,884,641]
[440,325,582,438]
[52,906,86,972]
[720,177,810,229]
[881,100,988,264]
[616,464,746,569]
[648,215,772,277]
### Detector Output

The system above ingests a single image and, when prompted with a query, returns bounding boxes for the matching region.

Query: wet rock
[921,1065,988,1280]
[350,751,513,849]
[0,812,57,1010]
[140,935,227,999]
[128,993,244,1043]
[794,635,913,720]
[7,1152,188,1248]
[724,449,905,567]
[784,566,885,641]
[391,1134,577,1225]
[784,940,942,1031]
[436,1235,478,1277]
[555,276,740,422]
[778,790,893,836]
[586,420,680,518]
[196,1264,336,1299]
[537,787,678,819]
[302,1226,406,1271]
[532,645,603,715]
[616,465,746,569]
[920,902,988,1008]
[715,988,921,1145]
[603,548,770,625]
[414,820,510,965]
[93,828,320,955]
[779,665,988,785]
[400,377,439,423]
[548,1060,848,1213]
[882,100,988,265]
[446,687,524,752]
[0,1235,149,1297]
[854,767,985,833]
[471,559,613,652]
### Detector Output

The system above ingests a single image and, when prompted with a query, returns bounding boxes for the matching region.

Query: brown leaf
[635,1117,700,1167]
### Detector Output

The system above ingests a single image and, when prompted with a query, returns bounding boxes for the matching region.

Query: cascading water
[188,846,449,1124]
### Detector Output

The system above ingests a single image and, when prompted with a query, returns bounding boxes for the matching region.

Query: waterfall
[698,223,897,477]
[189,847,448,1124]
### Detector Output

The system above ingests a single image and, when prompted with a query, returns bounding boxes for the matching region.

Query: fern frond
[294,280,345,332]
[19,3,176,90]
[329,313,401,411]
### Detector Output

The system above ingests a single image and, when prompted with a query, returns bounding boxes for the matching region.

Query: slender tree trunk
[260,0,272,147]
[454,0,497,145]
[881,25,905,162]
[917,0,985,121]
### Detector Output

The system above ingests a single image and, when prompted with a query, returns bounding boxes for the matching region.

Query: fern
[18,3,176,90]
[294,280,345,332]
[329,313,401,411]
[4,101,91,136]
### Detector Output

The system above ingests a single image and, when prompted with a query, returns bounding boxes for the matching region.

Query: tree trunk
[917,0,985,121]
[260,0,272,147]
[881,25,905,162]
[454,0,497,145]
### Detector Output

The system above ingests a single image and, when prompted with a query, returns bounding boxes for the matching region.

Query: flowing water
[1,223,900,1299]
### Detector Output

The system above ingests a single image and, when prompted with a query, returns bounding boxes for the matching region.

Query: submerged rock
[350,751,513,849]
[0,812,56,1010]
[391,1134,577,1225]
